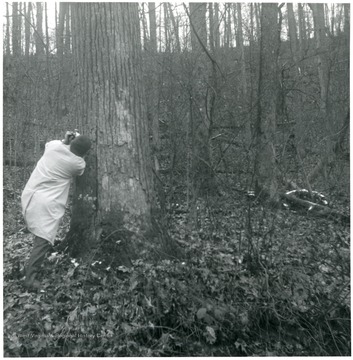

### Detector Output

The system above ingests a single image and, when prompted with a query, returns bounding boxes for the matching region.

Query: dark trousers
[25,236,52,286]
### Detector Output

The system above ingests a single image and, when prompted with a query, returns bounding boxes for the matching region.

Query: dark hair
[70,135,91,157]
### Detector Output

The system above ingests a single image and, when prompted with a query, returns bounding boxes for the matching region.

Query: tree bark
[6,3,11,55]
[237,3,247,98]
[209,3,214,51]
[297,4,307,63]
[163,3,170,52]
[189,3,207,51]
[57,3,66,60]
[168,3,181,52]
[309,3,330,115]
[12,2,21,56]
[287,4,298,65]
[35,2,44,56]
[214,3,220,49]
[141,3,149,48]
[343,4,350,41]
[148,3,157,52]
[67,3,155,260]
[254,3,279,201]
[64,5,71,53]
[24,2,32,58]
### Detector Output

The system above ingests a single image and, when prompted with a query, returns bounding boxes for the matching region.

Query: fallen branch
[281,192,349,223]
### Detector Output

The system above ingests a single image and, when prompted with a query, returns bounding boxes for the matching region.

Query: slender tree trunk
[214,3,220,49]
[330,4,334,35]
[44,3,50,54]
[249,3,254,44]
[158,4,162,52]
[12,2,21,56]
[64,5,71,53]
[224,4,231,48]
[237,3,247,98]
[148,3,157,52]
[67,3,156,260]
[308,4,339,183]
[25,2,32,58]
[255,3,261,41]
[254,3,279,201]
[6,3,11,55]
[297,4,306,64]
[164,3,170,52]
[168,3,181,52]
[287,4,298,65]
[35,2,44,56]
[19,3,23,53]
[189,3,207,51]
[343,4,350,37]
[44,3,51,88]
[209,3,214,50]
[57,3,66,60]
[309,3,330,115]
[141,3,149,48]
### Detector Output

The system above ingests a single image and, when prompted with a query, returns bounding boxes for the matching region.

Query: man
[21,131,91,290]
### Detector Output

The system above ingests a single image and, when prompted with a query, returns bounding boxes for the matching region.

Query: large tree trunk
[254,3,279,201]
[67,3,155,260]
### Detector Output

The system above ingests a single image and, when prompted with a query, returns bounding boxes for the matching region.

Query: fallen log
[280,192,349,224]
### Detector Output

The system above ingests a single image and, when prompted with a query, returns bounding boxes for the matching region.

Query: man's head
[70,135,91,157]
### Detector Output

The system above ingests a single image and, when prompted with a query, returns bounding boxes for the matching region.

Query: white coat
[21,140,86,244]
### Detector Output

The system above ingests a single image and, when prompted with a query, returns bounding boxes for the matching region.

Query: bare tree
[148,3,157,52]
[35,2,44,56]
[24,2,32,58]
[5,3,11,55]
[189,3,207,51]
[254,3,279,201]
[12,2,21,56]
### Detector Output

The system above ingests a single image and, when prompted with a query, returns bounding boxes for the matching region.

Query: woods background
[3,2,351,357]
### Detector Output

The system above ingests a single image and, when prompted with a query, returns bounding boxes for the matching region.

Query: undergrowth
[3,166,351,356]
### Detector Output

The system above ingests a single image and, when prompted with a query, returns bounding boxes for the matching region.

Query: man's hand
[62,131,76,145]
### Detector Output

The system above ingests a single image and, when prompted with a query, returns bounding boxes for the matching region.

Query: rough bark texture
[254,3,279,201]
[67,3,154,260]
[189,3,207,51]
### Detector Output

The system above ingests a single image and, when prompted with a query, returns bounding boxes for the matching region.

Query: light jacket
[21,140,86,244]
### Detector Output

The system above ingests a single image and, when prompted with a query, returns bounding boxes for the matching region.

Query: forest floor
[3,163,350,356]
